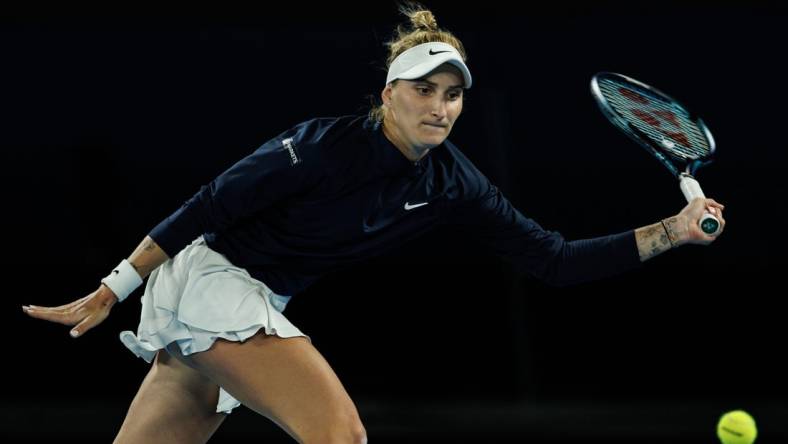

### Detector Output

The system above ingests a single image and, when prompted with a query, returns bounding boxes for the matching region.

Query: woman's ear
[381,84,392,106]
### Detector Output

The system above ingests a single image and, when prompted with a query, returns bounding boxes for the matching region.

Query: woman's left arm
[636,198,726,262]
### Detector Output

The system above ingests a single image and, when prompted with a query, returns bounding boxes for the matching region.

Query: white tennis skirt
[119,236,309,414]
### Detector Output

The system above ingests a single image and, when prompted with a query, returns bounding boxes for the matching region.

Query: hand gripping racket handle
[678,173,721,236]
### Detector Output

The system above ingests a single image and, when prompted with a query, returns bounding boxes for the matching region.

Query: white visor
[385,42,472,88]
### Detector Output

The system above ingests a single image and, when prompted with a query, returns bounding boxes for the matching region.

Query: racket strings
[597,79,710,160]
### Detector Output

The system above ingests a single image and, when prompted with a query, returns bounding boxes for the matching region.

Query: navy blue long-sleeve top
[149,115,641,296]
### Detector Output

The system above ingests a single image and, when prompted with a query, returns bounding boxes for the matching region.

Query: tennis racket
[590,72,721,235]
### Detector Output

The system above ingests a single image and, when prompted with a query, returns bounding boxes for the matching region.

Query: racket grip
[679,174,721,236]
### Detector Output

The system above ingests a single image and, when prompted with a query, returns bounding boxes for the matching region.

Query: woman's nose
[431,99,447,118]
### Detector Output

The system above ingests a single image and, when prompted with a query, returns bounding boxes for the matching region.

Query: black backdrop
[3,2,786,442]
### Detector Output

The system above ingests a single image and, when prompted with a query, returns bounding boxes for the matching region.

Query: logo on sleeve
[282,138,301,166]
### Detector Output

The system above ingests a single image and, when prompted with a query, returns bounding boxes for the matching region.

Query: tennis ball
[717,410,757,444]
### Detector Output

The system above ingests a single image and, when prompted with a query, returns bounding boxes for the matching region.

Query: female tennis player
[23,5,725,443]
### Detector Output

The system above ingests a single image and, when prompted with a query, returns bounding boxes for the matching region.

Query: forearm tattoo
[143,238,157,251]
[635,221,673,262]
[128,237,166,278]
[661,216,682,246]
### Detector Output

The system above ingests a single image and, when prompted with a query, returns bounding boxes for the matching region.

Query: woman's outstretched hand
[669,197,726,246]
[22,284,118,338]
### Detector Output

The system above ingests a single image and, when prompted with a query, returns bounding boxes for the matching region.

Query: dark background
[3,2,786,442]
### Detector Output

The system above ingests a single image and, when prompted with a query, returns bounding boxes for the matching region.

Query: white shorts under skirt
[119,236,309,414]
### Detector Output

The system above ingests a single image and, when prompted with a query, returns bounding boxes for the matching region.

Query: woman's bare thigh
[170,333,365,443]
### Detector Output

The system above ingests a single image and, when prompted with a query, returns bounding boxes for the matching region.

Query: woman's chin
[418,134,447,148]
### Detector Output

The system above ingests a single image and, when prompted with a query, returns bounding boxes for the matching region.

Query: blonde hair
[369,3,468,122]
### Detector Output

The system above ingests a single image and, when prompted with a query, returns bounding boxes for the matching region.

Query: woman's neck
[381,119,428,163]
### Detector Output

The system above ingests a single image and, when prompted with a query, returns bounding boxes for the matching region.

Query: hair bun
[410,10,438,31]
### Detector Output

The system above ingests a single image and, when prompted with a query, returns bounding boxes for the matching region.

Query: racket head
[590,72,715,177]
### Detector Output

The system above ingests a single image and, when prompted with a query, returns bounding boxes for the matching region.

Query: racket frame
[590,72,721,236]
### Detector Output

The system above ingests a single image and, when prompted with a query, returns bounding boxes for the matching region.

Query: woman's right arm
[127,236,170,280]
[24,120,322,338]
[22,236,170,338]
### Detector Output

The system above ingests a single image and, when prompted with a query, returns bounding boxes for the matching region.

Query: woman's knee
[307,427,367,444]
[302,415,367,444]
[350,421,368,444]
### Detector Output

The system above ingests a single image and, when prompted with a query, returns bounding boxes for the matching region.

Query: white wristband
[100,259,143,303]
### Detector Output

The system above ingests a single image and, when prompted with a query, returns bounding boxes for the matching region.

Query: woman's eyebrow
[414,78,464,90]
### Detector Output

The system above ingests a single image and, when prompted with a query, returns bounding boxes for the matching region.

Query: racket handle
[678,173,721,236]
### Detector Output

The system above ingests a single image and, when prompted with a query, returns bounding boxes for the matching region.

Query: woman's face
[382,64,464,158]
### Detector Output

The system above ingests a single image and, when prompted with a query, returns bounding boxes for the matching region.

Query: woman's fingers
[706,199,725,235]
[705,199,725,216]
[23,295,89,314]
[23,289,113,338]
[48,295,91,311]
[706,198,725,209]
[70,313,103,338]
[23,305,83,326]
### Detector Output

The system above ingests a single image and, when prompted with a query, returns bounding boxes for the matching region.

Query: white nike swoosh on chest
[404,202,429,210]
